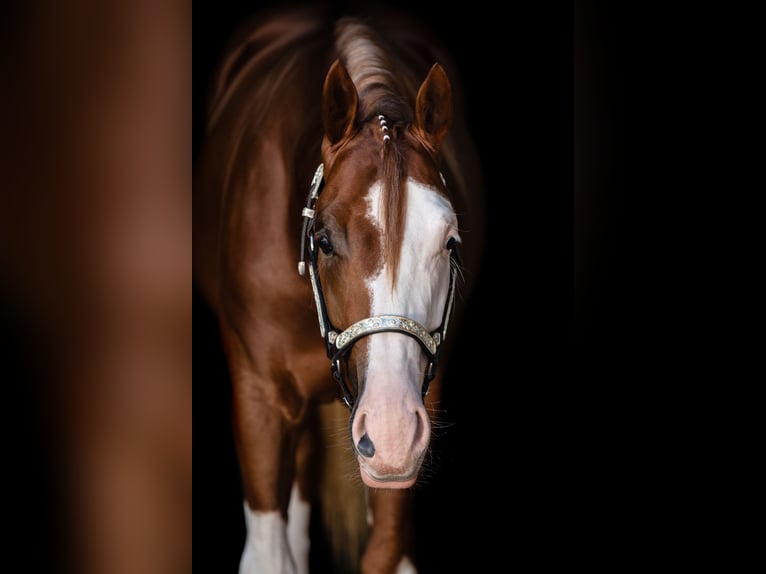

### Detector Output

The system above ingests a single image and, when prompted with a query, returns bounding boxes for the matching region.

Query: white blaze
[364,178,458,388]
[286,483,310,574]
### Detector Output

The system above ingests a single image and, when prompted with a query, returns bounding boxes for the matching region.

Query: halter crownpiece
[298,162,458,410]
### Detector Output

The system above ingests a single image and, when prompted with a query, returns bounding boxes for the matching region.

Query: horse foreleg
[229,362,309,574]
[362,488,417,574]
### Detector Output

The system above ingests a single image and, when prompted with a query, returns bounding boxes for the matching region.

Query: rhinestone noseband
[298,163,457,410]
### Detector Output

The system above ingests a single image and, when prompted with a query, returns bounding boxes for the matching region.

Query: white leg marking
[286,483,311,574]
[396,555,418,574]
[239,502,295,574]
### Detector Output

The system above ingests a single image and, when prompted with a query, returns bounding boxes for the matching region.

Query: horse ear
[414,63,452,149]
[322,59,358,145]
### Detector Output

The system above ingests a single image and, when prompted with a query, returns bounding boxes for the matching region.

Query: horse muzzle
[350,390,431,489]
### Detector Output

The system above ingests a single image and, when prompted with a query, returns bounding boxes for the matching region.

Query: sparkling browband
[333,315,439,356]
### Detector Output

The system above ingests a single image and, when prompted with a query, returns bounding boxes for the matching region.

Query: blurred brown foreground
[0,1,191,572]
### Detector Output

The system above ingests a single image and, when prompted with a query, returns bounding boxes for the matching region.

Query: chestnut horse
[194,5,484,573]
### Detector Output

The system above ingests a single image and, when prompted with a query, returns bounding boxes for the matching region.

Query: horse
[194,4,485,572]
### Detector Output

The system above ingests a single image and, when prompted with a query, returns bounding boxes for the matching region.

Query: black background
[193,1,705,571]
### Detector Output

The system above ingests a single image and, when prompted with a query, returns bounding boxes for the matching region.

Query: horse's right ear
[322,59,358,145]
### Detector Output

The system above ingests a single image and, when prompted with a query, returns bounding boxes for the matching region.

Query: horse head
[305,59,460,488]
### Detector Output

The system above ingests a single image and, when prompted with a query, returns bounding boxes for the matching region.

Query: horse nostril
[357,433,375,458]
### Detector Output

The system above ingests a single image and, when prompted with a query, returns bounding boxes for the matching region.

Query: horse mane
[335,17,414,288]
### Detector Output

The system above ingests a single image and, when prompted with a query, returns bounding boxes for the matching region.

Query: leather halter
[298,163,458,410]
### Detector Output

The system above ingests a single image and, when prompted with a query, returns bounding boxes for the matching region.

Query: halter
[298,163,458,410]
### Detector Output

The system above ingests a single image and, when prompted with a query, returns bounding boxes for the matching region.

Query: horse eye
[445,237,457,251]
[317,234,334,255]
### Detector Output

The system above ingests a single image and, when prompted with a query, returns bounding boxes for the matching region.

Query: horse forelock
[379,134,406,289]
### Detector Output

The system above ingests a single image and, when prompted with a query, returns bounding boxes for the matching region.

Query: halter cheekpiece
[298,160,458,410]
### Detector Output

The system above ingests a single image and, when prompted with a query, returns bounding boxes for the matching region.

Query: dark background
[0,0,742,571]
[193,1,702,571]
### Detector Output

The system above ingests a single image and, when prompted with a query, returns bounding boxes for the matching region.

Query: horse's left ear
[414,63,452,150]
